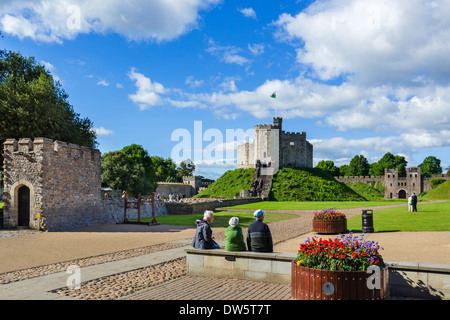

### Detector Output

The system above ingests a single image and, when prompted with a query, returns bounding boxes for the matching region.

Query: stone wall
[2,138,167,231]
[164,197,262,215]
[156,182,195,198]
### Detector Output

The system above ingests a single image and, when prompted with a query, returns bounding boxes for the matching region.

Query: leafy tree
[177,159,196,180]
[315,160,339,177]
[339,164,350,177]
[0,49,96,171]
[347,155,370,176]
[370,152,407,176]
[419,156,442,177]
[151,156,178,182]
[101,145,157,197]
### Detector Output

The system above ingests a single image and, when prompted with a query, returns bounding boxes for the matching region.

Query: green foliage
[0,50,97,171]
[345,182,384,200]
[347,155,370,176]
[194,168,254,198]
[315,160,339,176]
[421,181,450,200]
[430,178,446,189]
[151,156,178,182]
[370,152,407,176]
[176,159,196,180]
[419,156,442,177]
[101,145,157,197]
[270,167,365,201]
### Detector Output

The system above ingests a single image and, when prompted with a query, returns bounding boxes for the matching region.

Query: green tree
[339,164,350,177]
[315,160,339,177]
[370,152,408,176]
[101,145,157,197]
[347,155,370,176]
[151,156,178,182]
[419,156,442,177]
[0,49,96,171]
[177,159,196,180]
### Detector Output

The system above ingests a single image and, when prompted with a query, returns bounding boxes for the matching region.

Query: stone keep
[237,117,313,175]
[2,138,101,231]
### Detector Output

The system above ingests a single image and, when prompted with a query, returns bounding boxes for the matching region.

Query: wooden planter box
[291,262,390,300]
[313,218,347,234]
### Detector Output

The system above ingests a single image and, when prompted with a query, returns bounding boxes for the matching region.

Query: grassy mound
[421,180,450,200]
[345,182,385,201]
[270,167,366,201]
[194,168,254,198]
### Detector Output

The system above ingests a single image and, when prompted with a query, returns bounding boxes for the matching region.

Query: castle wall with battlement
[2,138,103,231]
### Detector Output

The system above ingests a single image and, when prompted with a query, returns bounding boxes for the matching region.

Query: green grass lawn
[141,210,300,228]
[226,200,407,211]
[347,201,450,232]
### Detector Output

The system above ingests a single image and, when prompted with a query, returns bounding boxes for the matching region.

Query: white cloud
[248,43,265,56]
[185,76,204,89]
[0,0,220,43]
[206,39,251,66]
[40,60,62,83]
[94,127,114,136]
[275,0,450,85]
[239,7,256,19]
[97,80,110,87]
[128,68,167,110]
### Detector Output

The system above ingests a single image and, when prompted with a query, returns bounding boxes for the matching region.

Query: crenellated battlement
[4,137,101,163]
[255,124,274,130]
[282,131,307,138]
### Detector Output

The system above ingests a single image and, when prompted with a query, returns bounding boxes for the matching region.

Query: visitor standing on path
[411,192,418,212]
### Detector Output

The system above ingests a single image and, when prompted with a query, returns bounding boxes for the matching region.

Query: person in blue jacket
[191,210,220,249]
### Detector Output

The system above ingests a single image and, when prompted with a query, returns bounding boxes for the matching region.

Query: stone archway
[398,189,407,199]
[9,180,36,229]
[18,186,30,227]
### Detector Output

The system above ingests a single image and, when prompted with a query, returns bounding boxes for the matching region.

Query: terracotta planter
[313,218,347,234]
[291,262,390,300]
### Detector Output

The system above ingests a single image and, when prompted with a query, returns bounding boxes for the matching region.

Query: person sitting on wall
[247,209,273,252]
[191,210,220,249]
[225,217,246,251]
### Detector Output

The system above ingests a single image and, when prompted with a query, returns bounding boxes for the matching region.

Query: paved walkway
[0,201,448,300]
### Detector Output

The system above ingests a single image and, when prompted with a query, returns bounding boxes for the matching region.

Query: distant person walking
[411,192,418,212]
[191,210,220,250]
[247,209,273,252]
[225,217,246,251]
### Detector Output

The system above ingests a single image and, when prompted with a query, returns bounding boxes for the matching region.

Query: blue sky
[1,0,449,179]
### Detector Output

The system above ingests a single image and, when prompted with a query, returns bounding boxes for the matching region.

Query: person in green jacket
[225,217,246,251]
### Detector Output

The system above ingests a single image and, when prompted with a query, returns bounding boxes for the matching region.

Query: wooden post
[137,193,142,223]
[151,192,157,224]
[123,196,128,222]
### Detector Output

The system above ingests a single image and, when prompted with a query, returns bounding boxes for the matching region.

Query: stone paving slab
[121,276,292,300]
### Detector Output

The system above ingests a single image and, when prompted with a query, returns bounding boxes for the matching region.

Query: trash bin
[362,210,374,233]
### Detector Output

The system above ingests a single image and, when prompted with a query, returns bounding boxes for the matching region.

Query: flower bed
[291,233,389,300]
[313,208,347,234]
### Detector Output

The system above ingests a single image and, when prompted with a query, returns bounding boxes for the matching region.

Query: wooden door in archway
[18,186,30,227]
[398,190,406,199]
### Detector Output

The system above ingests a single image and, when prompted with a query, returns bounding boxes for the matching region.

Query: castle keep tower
[2,138,102,231]
[237,117,313,175]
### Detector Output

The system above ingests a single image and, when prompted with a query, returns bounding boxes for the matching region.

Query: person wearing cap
[247,209,273,252]
[225,217,246,251]
[191,210,220,249]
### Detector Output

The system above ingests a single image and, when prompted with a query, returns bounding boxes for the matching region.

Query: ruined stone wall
[155,182,195,198]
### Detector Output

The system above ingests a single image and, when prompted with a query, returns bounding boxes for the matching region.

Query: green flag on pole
[271,91,276,98]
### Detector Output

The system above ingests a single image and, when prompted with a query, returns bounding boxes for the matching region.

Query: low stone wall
[185,249,450,300]
[165,197,262,215]
[186,248,293,284]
